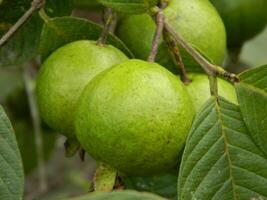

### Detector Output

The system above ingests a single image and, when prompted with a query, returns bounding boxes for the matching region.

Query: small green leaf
[0,106,24,200]
[235,65,267,156]
[178,97,267,200]
[97,0,159,14]
[39,16,134,60]
[122,173,177,199]
[68,190,166,200]
[0,0,73,67]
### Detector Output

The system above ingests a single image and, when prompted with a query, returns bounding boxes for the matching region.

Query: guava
[70,190,165,200]
[116,0,226,73]
[186,73,238,111]
[75,59,195,176]
[14,120,56,175]
[210,0,267,48]
[36,40,128,139]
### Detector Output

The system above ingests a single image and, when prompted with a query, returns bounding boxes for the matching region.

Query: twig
[147,9,164,63]
[208,75,218,98]
[23,63,47,193]
[163,20,240,83]
[0,0,45,47]
[97,8,117,46]
[39,8,51,23]
[163,29,190,84]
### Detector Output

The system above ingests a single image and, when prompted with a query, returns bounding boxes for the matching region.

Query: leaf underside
[178,97,267,200]
[0,106,24,200]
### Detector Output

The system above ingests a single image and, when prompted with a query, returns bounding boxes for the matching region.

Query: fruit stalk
[0,0,46,46]
[38,8,51,23]
[93,163,117,192]
[163,20,239,83]
[147,9,164,63]
[23,63,48,193]
[208,75,219,98]
[97,8,117,45]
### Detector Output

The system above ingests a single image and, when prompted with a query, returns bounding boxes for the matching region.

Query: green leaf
[0,14,43,67]
[97,0,159,14]
[122,173,177,199]
[0,0,73,67]
[39,16,134,60]
[235,65,267,156]
[178,97,267,200]
[238,65,267,92]
[0,106,24,200]
[68,190,166,200]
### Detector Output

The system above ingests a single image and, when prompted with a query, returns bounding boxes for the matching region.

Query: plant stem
[208,75,218,98]
[23,63,47,193]
[163,29,190,84]
[147,9,164,63]
[97,8,116,46]
[163,20,240,83]
[93,163,117,192]
[38,8,51,23]
[0,0,45,47]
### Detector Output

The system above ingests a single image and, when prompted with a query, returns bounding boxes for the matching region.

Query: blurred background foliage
[0,0,267,199]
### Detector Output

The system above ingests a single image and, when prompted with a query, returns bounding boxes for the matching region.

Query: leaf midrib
[237,82,267,96]
[215,101,237,200]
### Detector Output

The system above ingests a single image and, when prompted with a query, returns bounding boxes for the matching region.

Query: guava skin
[116,0,226,73]
[211,0,267,48]
[75,59,195,176]
[36,40,128,138]
[186,73,238,112]
[71,190,165,200]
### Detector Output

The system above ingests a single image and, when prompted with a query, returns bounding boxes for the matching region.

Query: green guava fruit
[14,120,56,175]
[116,0,226,73]
[186,73,238,111]
[69,190,165,200]
[75,59,195,176]
[210,0,267,48]
[36,40,128,139]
